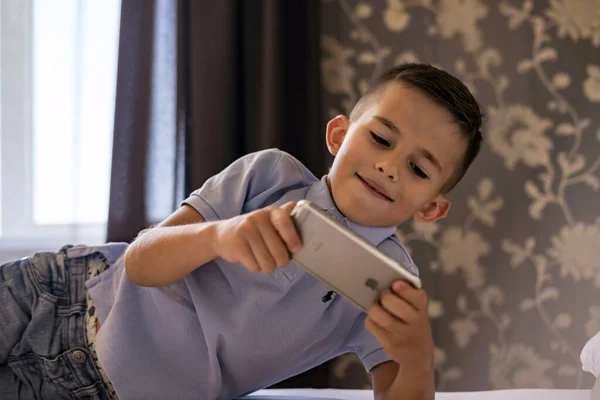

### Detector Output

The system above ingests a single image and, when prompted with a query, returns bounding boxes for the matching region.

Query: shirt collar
[304,176,397,247]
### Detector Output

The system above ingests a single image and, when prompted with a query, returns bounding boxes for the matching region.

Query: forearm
[124,222,219,287]
[382,364,435,400]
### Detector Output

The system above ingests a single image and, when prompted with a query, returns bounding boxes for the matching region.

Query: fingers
[391,281,428,312]
[365,314,389,347]
[271,203,302,253]
[379,290,417,324]
[367,302,403,331]
[256,217,290,270]
[245,222,278,274]
[239,241,261,273]
[242,203,301,273]
[280,201,297,214]
[230,202,302,274]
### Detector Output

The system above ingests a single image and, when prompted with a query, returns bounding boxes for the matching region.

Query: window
[0,0,121,262]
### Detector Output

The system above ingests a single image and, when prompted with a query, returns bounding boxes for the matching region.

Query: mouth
[356,174,394,202]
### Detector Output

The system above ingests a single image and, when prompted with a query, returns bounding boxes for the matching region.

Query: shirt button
[71,349,87,364]
[328,212,342,221]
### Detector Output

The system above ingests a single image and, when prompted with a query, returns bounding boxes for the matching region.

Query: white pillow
[581,330,600,378]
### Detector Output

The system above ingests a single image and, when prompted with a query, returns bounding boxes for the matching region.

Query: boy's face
[326,82,467,227]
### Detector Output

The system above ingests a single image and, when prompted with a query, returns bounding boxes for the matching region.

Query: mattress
[241,388,591,400]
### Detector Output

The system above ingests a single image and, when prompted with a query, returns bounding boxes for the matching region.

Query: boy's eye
[410,162,428,179]
[370,132,390,147]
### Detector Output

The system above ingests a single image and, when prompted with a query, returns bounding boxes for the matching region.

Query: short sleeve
[378,234,419,277]
[181,149,312,222]
[343,313,392,372]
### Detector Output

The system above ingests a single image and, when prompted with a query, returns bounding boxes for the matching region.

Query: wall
[321,0,600,391]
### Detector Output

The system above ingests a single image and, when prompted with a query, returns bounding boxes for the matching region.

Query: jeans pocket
[7,350,107,400]
[44,348,104,399]
[69,381,107,400]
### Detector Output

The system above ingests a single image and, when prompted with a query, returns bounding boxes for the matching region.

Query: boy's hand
[213,202,302,274]
[366,281,434,371]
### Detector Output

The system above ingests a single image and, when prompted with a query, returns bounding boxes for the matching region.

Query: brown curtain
[107,0,325,241]
[107,0,327,387]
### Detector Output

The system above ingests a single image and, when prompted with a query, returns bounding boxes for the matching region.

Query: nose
[375,160,398,182]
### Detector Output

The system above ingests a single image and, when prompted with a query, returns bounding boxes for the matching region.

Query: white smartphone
[290,200,422,312]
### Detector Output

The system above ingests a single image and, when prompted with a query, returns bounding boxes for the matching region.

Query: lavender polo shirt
[84,149,418,399]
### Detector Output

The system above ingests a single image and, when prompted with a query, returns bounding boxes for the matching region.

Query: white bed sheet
[242,388,590,400]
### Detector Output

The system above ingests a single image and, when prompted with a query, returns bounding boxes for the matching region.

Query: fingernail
[394,281,407,291]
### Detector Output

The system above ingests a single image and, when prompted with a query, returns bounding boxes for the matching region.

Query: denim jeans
[0,246,110,399]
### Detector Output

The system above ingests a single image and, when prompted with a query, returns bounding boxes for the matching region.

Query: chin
[341,208,371,225]
[331,175,399,227]
[337,197,394,227]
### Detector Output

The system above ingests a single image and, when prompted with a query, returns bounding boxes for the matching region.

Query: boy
[0,63,482,399]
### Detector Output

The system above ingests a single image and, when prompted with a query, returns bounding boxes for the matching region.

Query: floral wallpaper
[321,0,600,391]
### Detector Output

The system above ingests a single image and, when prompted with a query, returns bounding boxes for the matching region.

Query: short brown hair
[350,63,483,193]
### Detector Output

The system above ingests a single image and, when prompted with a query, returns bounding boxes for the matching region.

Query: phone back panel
[290,200,421,312]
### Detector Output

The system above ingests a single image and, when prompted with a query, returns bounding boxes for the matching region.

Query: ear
[325,115,350,156]
[413,195,451,223]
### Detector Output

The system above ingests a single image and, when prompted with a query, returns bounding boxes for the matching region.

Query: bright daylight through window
[0,0,120,260]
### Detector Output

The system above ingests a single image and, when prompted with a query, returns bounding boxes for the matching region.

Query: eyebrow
[419,149,442,174]
[372,115,443,174]
[372,116,400,134]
